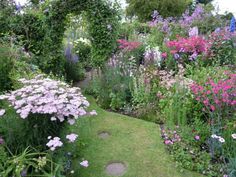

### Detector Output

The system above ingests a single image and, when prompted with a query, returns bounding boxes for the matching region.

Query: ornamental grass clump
[0,75,90,150]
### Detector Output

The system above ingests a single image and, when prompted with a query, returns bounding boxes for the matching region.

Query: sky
[15,0,236,16]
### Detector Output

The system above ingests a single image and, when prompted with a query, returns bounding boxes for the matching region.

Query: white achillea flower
[232,133,236,139]
[0,109,5,117]
[211,134,219,139]
[218,137,225,143]
[0,76,90,124]
[46,137,63,151]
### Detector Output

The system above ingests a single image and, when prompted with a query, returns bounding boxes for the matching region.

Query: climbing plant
[3,0,120,75]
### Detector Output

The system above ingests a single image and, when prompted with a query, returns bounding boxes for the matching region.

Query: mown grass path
[70,96,203,177]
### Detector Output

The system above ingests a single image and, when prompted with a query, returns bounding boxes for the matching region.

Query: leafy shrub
[207,30,235,66]
[74,40,92,69]
[65,61,85,83]
[0,43,14,92]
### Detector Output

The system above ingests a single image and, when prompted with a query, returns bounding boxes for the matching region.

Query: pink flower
[80,160,89,167]
[66,133,78,143]
[46,137,63,151]
[0,109,5,117]
[210,105,215,111]
[164,140,173,145]
[161,52,167,58]
[194,135,200,140]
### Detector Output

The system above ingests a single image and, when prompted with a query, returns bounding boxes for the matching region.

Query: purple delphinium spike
[16,2,21,12]
[230,16,235,32]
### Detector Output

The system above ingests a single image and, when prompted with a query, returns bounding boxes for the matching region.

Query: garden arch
[13,0,119,74]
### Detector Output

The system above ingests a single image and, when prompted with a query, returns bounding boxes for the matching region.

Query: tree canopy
[126,0,191,22]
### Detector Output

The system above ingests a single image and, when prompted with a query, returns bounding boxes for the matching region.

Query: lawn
[69,96,203,177]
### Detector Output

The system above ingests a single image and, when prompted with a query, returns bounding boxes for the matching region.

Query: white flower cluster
[144,46,162,67]
[0,76,90,125]
[211,134,225,143]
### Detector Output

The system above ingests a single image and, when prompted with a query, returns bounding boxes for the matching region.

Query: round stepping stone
[105,162,127,176]
[98,131,110,139]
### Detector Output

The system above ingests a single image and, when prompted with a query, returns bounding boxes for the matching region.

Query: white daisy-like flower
[218,137,225,143]
[211,134,219,139]
[231,133,236,140]
[0,109,5,117]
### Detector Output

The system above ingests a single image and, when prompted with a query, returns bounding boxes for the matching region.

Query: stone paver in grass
[105,162,127,176]
[98,131,110,139]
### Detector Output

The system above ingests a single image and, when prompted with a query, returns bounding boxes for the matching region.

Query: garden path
[68,96,204,177]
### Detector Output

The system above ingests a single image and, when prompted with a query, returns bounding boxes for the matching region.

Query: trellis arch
[12,0,119,74]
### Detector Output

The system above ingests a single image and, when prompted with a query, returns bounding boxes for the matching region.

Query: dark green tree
[197,0,213,5]
[126,0,191,22]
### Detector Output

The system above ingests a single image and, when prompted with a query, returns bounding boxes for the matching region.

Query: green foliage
[0,146,8,172]
[0,43,14,92]
[185,65,230,84]
[126,0,191,22]
[5,0,119,75]
[64,61,85,82]
[86,67,132,110]
[74,40,92,69]
[159,85,195,127]
[0,101,64,152]
[0,0,15,34]
[0,147,63,177]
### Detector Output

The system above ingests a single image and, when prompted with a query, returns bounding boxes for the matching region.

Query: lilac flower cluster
[179,5,205,28]
[66,133,78,143]
[149,11,173,33]
[0,75,90,125]
[46,137,63,151]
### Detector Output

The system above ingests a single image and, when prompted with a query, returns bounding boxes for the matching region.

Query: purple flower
[189,52,198,61]
[174,53,180,59]
[189,27,198,37]
[20,169,27,177]
[15,2,21,11]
